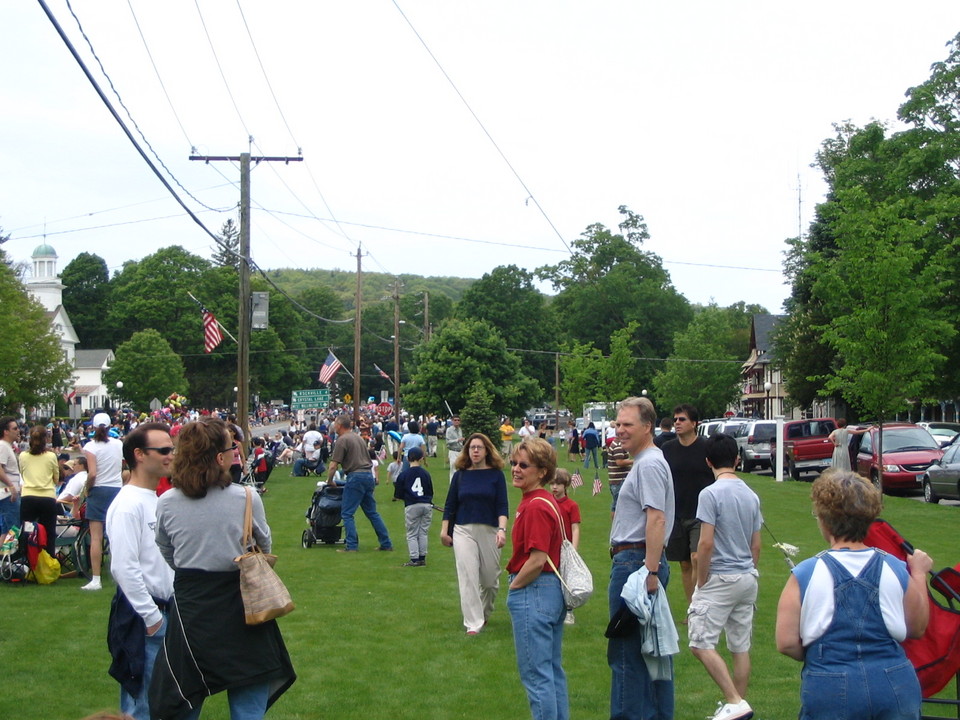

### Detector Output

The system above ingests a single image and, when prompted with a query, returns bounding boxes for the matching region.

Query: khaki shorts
[687,572,758,653]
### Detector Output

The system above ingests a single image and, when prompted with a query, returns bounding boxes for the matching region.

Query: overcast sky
[3,1,958,314]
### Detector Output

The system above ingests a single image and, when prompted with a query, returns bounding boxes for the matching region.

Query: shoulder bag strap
[241,486,254,550]
[533,496,569,543]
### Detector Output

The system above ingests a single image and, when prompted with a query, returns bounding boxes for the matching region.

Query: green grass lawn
[2,450,958,719]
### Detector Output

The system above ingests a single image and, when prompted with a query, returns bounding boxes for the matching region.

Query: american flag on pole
[570,470,583,489]
[202,307,223,353]
[592,476,603,496]
[62,388,76,404]
[374,363,392,382]
[318,351,343,384]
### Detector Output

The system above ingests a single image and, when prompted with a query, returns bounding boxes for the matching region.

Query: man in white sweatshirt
[105,422,176,720]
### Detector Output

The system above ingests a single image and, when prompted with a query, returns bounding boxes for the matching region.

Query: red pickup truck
[771,418,837,480]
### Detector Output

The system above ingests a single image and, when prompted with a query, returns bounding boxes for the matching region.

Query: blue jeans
[584,447,600,470]
[507,573,568,720]
[0,494,21,536]
[608,549,673,720]
[181,681,270,720]
[120,614,166,720]
[293,458,321,476]
[341,471,392,551]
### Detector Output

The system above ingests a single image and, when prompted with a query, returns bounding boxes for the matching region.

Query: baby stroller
[302,482,343,547]
[865,519,960,719]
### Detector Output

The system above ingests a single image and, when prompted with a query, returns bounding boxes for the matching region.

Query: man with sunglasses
[662,404,716,606]
[105,422,175,720]
[0,417,22,536]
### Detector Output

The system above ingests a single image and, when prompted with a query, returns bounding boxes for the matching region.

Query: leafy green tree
[212,219,241,270]
[459,382,501,444]
[0,261,74,414]
[537,205,691,392]
[103,329,188,411]
[61,252,113,348]
[403,318,540,418]
[652,305,744,418]
[456,265,556,397]
[558,324,640,415]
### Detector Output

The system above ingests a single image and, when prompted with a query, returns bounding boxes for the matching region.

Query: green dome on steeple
[32,243,57,258]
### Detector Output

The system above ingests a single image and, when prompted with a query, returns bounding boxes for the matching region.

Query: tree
[558,324,640,414]
[459,382,501,443]
[456,265,557,398]
[403,318,540,418]
[103,329,188,411]
[212,218,241,270]
[537,205,691,392]
[61,252,112,348]
[0,261,75,414]
[652,305,744,418]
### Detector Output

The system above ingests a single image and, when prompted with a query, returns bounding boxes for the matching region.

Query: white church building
[25,244,114,417]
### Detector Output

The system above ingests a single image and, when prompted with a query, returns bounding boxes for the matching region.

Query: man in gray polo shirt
[327,415,392,552]
[608,396,675,720]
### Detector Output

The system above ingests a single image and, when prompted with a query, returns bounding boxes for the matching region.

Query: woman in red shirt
[506,438,568,720]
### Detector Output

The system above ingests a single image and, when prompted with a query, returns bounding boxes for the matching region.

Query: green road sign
[291,388,330,409]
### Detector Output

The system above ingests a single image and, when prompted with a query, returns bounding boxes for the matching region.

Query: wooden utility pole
[423,290,430,342]
[189,150,302,446]
[353,246,363,424]
[393,279,402,426]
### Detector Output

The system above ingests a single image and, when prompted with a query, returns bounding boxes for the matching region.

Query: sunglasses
[673,416,688,422]
[509,460,533,470]
[144,446,175,456]
[223,443,238,453]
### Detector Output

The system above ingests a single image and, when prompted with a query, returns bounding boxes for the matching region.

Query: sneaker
[81,579,101,591]
[709,700,753,720]
[336,548,358,553]
[376,546,394,552]
[564,611,575,625]
[402,560,421,567]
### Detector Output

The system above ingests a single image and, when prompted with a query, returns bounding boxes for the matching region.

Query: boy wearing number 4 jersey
[393,447,434,566]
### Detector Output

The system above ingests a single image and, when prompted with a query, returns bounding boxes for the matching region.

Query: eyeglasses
[143,447,175,456]
[223,443,238,453]
[673,416,688,422]
[509,460,533,469]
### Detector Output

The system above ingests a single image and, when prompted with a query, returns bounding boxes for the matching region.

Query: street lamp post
[116,381,124,413]
[764,381,772,419]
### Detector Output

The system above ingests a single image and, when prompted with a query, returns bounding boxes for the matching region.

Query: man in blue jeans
[608,397,676,720]
[327,415,392,552]
[583,422,602,472]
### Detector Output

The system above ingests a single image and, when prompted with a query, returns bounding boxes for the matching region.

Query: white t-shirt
[84,438,124,489]
[794,549,909,646]
[57,471,88,502]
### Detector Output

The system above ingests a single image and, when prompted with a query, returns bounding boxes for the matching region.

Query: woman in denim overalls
[775,470,932,719]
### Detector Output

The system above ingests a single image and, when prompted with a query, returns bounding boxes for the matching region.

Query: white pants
[448,450,460,481]
[426,436,438,457]
[453,524,502,633]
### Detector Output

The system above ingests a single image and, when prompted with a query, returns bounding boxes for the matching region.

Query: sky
[2,1,959,315]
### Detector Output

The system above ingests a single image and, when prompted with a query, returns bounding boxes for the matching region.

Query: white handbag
[534,497,594,610]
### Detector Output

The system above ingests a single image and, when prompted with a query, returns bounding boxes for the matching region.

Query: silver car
[733,420,776,473]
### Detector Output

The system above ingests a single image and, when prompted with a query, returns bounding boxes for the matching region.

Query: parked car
[852,423,944,494]
[771,418,837,481]
[917,421,960,448]
[922,439,960,503]
[732,420,776,472]
[697,417,750,438]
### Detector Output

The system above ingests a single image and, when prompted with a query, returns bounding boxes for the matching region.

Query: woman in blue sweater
[441,432,509,635]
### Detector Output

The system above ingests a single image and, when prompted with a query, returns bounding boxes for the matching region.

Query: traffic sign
[377,402,393,416]
[290,388,330,410]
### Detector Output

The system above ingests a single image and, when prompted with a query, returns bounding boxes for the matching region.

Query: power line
[191,0,252,139]
[391,0,572,255]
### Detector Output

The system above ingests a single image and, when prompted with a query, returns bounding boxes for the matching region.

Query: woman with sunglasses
[506,438,567,720]
[151,417,295,720]
[440,432,509,635]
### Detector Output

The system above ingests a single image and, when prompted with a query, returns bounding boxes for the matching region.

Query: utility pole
[392,279,402,427]
[353,246,363,424]
[423,290,430,342]
[190,150,302,447]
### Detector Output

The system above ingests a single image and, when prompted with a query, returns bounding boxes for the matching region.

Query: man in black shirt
[662,404,715,606]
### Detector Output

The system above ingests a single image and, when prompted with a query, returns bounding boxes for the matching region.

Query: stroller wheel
[301,529,315,549]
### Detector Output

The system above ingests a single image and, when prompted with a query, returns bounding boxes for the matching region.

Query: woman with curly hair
[440,432,509,635]
[18,425,60,557]
[151,417,295,720]
[775,469,932,720]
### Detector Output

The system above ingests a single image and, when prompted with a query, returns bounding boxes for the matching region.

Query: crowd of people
[0,399,938,720]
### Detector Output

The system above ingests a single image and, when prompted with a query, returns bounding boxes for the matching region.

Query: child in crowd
[551,467,581,624]
[387,450,402,484]
[57,456,88,518]
[392,447,433,566]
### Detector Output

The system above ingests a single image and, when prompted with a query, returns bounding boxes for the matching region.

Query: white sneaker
[709,699,753,720]
[81,579,101,591]
[564,611,575,625]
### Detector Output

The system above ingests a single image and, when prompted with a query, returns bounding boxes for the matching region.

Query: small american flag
[202,308,223,353]
[592,476,603,496]
[570,471,583,489]
[374,363,392,381]
[318,351,343,384]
